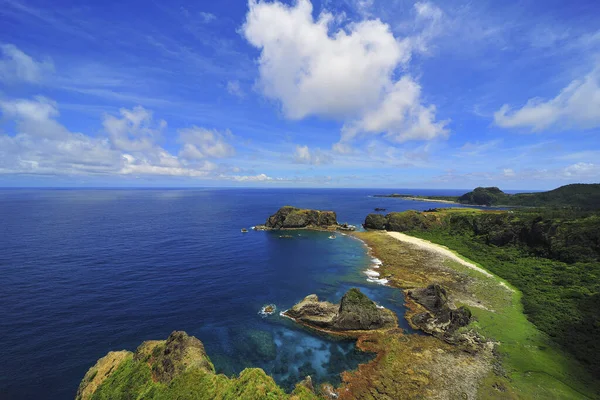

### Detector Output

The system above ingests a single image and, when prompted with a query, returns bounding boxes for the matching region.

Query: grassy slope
[357,230,598,398]
[402,226,599,398]
[91,356,319,400]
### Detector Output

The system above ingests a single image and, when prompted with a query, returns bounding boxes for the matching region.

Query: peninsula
[375,183,600,209]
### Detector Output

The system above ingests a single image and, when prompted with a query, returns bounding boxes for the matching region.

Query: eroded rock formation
[285,288,396,332]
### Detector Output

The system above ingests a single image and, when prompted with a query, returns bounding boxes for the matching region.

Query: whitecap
[363,269,380,278]
[367,277,389,285]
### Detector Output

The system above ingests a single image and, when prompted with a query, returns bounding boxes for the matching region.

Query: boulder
[364,213,387,230]
[333,288,396,330]
[407,284,472,340]
[285,288,396,332]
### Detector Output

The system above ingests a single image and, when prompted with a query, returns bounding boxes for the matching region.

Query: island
[254,206,356,231]
[374,183,600,209]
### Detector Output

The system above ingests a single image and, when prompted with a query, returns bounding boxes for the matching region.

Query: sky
[0,0,599,189]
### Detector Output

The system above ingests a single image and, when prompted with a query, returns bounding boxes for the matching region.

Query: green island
[78,197,600,399]
[375,183,600,208]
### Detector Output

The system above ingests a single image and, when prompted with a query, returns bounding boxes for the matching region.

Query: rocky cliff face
[261,206,338,229]
[285,288,396,332]
[76,331,320,400]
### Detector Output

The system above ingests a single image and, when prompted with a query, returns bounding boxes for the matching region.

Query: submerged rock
[285,288,396,332]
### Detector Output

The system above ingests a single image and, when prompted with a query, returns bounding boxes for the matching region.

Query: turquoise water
[0,188,474,399]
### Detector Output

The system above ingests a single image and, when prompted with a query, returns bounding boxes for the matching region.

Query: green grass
[90,353,320,400]
[408,235,599,399]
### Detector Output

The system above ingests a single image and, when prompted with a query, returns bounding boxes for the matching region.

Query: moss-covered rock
[285,288,397,332]
[363,211,438,232]
[261,206,338,229]
[364,213,387,230]
[76,331,321,400]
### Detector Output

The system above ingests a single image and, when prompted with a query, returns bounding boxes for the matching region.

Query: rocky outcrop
[77,331,320,400]
[364,210,437,232]
[285,288,397,332]
[407,284,472,342]
[256,206,339,230]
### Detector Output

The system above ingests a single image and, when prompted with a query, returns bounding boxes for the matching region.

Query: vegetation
[376,183,600,209]
[352,230,600,400]
[370,208,600,381]
[78,331,320,400]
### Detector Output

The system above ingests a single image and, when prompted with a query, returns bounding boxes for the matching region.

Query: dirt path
[385,231,514,292]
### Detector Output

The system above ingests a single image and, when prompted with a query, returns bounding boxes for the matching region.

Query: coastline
[349,230,596,399]
[393,196,460,204]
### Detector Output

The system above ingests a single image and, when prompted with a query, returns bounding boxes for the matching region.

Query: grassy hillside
[365,208,600,381]
[376,183,600,209]
[458,184,600,208]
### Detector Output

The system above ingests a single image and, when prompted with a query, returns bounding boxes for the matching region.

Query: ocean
[0,188,474,399]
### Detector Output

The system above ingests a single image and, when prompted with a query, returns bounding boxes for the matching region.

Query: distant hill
[459,184,600,209]
[376,184,600,209]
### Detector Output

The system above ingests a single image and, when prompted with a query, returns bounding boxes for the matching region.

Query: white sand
[386,231,514,292]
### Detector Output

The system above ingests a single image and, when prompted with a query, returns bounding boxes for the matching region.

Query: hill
[376,184,600,209]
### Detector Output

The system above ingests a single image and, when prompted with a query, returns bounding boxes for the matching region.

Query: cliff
[285,288,396,332]
[76,331,319,400]
[256,206,353,231]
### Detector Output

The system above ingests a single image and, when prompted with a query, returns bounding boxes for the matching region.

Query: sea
[0,188,480,399]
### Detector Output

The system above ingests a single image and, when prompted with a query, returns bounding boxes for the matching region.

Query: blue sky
[0,0,599,189]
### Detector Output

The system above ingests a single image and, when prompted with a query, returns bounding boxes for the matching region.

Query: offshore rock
[257,206,338,230]
[285,288,396,332]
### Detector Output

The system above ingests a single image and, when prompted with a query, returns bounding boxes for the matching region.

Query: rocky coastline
[76,207,529,399]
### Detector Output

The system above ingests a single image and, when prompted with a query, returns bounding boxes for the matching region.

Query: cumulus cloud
[0,44,54,84]
[103,106,166,152]
[494,66,600,131]
[178,127,235,160]
[242,0,447,146]
[0,96,243,179]
[293,145,332,165]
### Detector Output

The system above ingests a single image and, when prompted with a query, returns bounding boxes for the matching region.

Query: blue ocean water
[0,188,476,399]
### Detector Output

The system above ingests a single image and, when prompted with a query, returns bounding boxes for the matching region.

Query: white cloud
[0,44,53,84]
[229,173,273,182]
[293,145,332,165]
[242,0,446,145]
[341,76,449,143]
[494,65,600,131]
[178,127,235,159]
[0,96,241,179]
[199,11,216,23]
[226,80,245,98]
[103,106,166,152]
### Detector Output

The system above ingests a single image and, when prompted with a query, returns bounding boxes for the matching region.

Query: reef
[255,206,355,231]
[284,288,397,334]
[76,331,320,400]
